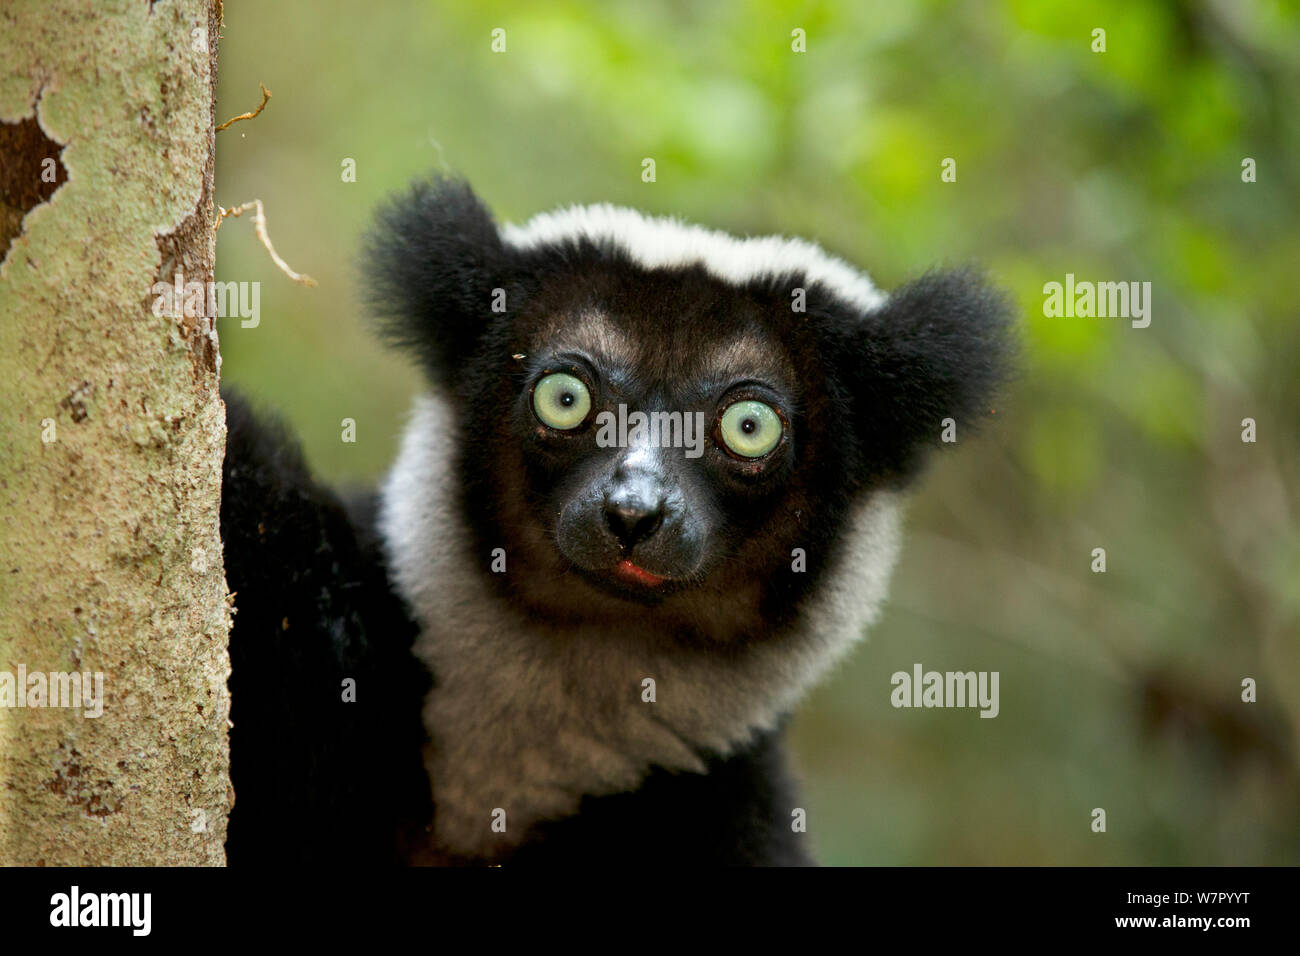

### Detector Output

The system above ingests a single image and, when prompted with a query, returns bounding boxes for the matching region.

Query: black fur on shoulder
[220,390,431,865]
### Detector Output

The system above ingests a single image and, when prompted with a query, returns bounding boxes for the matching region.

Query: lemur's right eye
[532,373,592,430]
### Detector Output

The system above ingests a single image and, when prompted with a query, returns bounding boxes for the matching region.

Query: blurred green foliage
[215,0,1300,864]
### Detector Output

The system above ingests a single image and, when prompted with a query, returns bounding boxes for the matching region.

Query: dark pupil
[741,417,757,434]
[559,392,574,407]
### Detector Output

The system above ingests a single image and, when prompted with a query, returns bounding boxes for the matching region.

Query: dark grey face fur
[516,298,800,602]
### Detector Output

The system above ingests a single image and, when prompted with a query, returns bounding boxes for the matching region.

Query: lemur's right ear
[363,176,513,385]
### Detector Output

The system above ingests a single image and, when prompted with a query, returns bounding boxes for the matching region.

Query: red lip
[612,559,667,587]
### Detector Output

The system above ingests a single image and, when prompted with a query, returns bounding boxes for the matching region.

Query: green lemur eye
[532,372,592,430]
[719,400,782,458]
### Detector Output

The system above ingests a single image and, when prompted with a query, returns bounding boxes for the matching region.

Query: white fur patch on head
[501,204,887,313]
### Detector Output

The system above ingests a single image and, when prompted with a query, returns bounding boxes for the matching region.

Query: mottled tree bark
[0,0,230,864]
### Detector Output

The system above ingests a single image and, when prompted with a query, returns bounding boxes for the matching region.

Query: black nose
[604,499,663,549]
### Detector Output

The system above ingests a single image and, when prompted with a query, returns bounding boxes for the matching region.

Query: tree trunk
[0,0,230,865]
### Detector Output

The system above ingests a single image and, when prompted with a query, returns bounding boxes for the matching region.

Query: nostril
[604,501,663,548]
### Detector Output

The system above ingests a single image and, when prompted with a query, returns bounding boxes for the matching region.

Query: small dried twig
[216,83,271,132]
[216,199,316,287]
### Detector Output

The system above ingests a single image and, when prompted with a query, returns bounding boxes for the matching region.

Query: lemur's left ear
[363,176,515,387]
[824,267,1017,483]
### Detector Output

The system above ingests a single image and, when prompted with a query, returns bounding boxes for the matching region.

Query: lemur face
[366,178,1013,642]
[509,266,807,604]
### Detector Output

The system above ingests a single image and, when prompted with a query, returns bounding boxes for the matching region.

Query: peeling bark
[0,0,230,865]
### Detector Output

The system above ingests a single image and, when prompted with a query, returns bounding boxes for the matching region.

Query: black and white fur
[222,177,1014,866]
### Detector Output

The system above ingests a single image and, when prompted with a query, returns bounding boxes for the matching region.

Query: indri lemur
[221,177,1014,866]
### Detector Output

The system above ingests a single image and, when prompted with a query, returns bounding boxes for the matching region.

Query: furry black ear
[362,177,507,385]
[830,268,1017,483]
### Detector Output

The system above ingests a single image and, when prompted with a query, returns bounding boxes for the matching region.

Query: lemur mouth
[568,557,679,601]
[611,559,668,588]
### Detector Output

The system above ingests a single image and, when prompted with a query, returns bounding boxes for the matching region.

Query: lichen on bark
[0,0,231,864]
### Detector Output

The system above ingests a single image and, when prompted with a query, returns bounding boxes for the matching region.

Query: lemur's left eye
[719,400,783,458]
[532,372,592,430]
